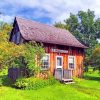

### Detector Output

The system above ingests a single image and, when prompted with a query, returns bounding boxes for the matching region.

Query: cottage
[10,17,87,81]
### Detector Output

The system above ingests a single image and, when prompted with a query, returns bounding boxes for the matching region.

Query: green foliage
[0,68,13,86]
[0,22,12,41]
[14,77,58,90]
[0,41,25,69]
[0,75,13,86]
[10,56,25,68]
[0,22,25,70]
[91,45,100,71]
[64,13,79,33]
[23,42,45,76]
[55,22,68,29]
[13,78,28,89]
[0,77,2,86]
[0,68,7,86]
[94,18,100,38]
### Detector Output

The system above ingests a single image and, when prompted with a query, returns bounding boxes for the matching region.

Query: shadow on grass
[83,73,100,81]
[71,84,100,99]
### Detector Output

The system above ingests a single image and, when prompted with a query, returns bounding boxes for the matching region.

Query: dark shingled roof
[15,17,87,48]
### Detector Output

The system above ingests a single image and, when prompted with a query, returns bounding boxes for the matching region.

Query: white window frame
[41,53,50,70]
[68,56,76,70]
[56,56,63,69]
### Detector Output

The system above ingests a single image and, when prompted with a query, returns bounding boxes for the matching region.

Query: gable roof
[15,17,87,48]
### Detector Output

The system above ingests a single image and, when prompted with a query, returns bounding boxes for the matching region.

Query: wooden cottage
[9,17,87,81]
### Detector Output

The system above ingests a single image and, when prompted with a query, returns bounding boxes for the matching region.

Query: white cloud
[0,0,100,23]
[0,14,14,23]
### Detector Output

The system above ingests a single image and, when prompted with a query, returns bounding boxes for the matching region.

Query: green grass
[0,70,100,100]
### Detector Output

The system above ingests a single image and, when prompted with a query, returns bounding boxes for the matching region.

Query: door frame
[56,56,63,69]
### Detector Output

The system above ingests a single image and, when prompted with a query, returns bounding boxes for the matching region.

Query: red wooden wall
[44,43,84,77]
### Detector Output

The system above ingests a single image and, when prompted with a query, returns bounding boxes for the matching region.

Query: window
[41,54,50,70]
[56,56,63,68]
[68,56,75,69]
[57,57,62,66]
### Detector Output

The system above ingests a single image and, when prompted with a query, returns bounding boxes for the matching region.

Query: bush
[13,78,28,89]
[13,77,58,90]
[0,68,13,86]
[0,77,2,86]
[0,68,7,86]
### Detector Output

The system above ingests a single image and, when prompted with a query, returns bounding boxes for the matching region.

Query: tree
[64,13,84,42]
[0,21,25,69]
[0,22,25,69]
[95,18,100,38]
[91,45,100,72]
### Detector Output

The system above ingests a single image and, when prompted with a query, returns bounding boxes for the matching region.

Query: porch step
[64,82,75,84]
[62,78,73,82]
[61,78,75,84]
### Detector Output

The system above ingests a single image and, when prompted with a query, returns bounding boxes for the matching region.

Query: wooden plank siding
[43,44,84,77]
[9,20,25,44]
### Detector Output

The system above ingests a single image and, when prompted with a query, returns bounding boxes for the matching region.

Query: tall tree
[54,9,99,60]
[64,13,83,42]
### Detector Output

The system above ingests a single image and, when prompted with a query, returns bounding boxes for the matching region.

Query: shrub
[13,78,28,89]
[0,68,7,86]
[2,75,14,86]
[0,77,2,86]
[0,68,13,86]
[13,77,58,90]
[23,42,45,76]
[0,75,13,87]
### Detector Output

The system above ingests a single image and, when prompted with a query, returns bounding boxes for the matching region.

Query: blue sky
[0,0,100,24]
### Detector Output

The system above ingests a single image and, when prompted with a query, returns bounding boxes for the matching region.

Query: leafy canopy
[0,22,25,69]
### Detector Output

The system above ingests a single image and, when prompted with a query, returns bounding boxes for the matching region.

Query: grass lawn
[0,70,100,100]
